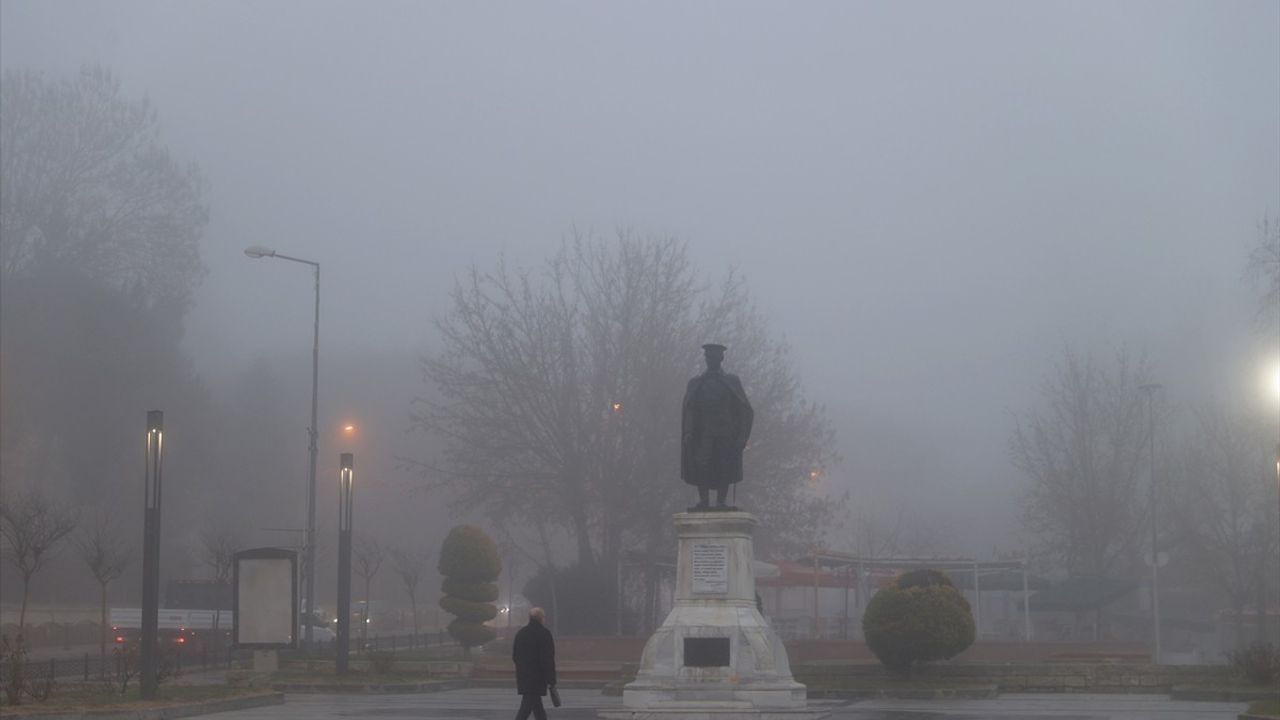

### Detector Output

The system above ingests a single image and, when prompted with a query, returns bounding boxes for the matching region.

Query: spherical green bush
[862,571,975,677]
[438,525,501,651]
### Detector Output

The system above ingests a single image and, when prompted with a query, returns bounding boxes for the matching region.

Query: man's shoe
[688,501,711,513]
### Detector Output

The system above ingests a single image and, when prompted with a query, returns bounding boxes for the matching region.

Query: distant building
[166,579,232,610]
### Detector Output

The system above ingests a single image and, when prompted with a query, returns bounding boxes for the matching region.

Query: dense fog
[1,1,1277,656]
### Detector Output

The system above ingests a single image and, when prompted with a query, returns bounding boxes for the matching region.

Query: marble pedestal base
[599,513,825,720]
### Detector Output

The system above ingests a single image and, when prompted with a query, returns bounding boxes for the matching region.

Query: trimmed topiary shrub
[442,578,500,603]
[862,569,975,677]
[438,525,501,653]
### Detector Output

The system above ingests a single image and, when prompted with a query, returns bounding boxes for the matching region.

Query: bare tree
[197,524,239,631]
[1012,348,1152,579]
[1247,215,1280,323]
[0,488,77,634]
[353,536,385,645]
[390,546,429,637]
[0,65,206,309]
[847,505,950,559]
[0,65,211,516]
[78,513,131,676]
[198,525,239,586]
[413,230,838,597]
[1169,408,1277,648]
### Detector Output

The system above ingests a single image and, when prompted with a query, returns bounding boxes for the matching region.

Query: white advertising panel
[233,548,297,649]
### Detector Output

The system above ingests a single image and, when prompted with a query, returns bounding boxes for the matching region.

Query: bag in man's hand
[550,685,562,708]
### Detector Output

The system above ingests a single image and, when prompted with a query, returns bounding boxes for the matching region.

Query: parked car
[303,624,336,642]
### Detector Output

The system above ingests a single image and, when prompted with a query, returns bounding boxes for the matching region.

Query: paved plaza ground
[203,688,1249,720]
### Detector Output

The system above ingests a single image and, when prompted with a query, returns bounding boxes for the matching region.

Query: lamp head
[244,245,276,259]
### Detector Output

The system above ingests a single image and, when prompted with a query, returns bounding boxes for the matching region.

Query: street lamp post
[244,246,320,647]
[1139,383,1163,664]
[336,453,354,674]
[140,410,164,699]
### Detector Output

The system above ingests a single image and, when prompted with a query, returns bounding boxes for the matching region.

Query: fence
[284,627,518,661]
[286,630,456,659]
[0,644,247,708]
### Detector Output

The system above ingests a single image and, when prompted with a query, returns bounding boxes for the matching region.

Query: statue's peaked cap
[702,343,727,352]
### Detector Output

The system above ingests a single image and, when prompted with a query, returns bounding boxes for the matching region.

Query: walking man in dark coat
[512,607,556,720]
[681,343,754,511]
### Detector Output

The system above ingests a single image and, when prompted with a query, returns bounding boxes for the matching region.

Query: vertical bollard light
[140,410,164,698]
[336,453,354,674]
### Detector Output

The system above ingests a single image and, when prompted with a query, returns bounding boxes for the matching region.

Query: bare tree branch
[412,229,839,580]
[0,487,77,633]
[353,535,385,643]
[1012,347,1152,578]
[390,545,429,636]
[78,512,131,676]
[1247,215,1280,323]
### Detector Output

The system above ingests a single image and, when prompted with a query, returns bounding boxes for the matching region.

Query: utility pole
[1139,383,1163,664]
[243,246,320,647]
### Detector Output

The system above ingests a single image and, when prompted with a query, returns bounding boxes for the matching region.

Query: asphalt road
[202,688,1250,720]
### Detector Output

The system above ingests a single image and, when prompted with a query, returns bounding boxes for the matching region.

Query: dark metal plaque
[683,637,730,667]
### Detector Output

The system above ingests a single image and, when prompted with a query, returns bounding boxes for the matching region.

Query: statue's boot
[713,488,733,511]
[688,487,711,513]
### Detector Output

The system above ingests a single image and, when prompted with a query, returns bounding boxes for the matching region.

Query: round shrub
[438,525,501,652]
[862,571,975,677]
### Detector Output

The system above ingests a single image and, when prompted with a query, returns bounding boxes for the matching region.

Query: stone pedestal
[601,512,824,720]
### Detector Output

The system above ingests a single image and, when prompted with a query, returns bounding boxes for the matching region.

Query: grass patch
[1249,699,1280,717]
[0,683,264,711]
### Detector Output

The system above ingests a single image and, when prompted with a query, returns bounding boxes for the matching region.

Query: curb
[270,677,609,694]
[0,691,284,720]
[269,679,466,694]
[806,685,999,700]
[1171,686,1280,702]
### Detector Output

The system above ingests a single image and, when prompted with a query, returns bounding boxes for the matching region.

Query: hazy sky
[3,0,1277,554]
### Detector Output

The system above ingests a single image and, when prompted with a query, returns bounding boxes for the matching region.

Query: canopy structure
[1023,576,1137,612]
[776,552,1043,641]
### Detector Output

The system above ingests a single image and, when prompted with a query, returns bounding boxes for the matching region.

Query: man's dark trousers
[515,694,547,720]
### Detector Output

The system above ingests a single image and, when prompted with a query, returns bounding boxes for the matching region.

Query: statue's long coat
[680,371,754,487]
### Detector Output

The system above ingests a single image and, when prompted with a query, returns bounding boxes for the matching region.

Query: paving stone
[195,687,1251,720]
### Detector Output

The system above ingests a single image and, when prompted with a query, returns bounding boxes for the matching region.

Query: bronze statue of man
[681,343,753,511]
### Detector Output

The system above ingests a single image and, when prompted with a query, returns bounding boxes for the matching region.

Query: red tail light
[115,636,125,643]
[175,636,186,644]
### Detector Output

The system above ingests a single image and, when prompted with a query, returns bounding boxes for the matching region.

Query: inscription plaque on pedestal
[691,542,728,595]
[683,637,730,667]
